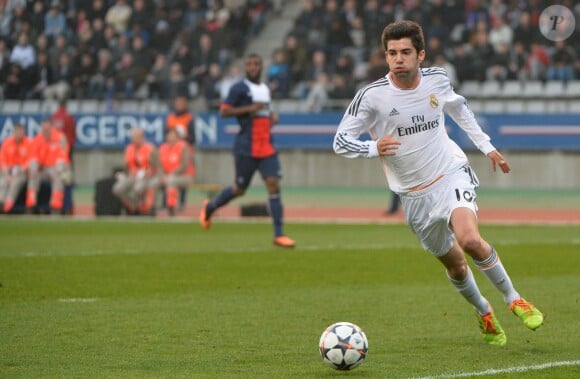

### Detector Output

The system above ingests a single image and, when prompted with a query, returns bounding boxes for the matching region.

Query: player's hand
[377,136,401,156]
[487,150,510,173]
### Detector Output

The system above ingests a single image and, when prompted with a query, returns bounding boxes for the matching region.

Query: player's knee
[447,261,468,281]
[457,234,484,255]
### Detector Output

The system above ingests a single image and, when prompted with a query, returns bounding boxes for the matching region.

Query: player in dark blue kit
[199,53,296,248]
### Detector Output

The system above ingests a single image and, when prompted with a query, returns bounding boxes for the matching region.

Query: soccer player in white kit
[333,20,543,346]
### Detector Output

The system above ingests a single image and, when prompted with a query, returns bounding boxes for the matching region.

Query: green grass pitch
[0,219,579,378]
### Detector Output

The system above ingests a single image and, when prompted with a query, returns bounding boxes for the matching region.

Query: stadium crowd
[284,0,579,110]
[0,0,578,111]
[0,0,273,106]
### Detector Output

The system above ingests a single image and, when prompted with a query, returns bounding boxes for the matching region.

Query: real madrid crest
[430,94,439,108]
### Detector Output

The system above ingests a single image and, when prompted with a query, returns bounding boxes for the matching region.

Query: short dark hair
[245,53,262,63]
[381,20,425,53]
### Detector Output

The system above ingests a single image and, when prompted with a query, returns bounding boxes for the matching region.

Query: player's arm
[333,90,398,158]
[220,102,264,118]
[443,82,510,173]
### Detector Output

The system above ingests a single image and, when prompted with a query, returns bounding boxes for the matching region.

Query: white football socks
[473,247,521,305]
[447,266,490,316]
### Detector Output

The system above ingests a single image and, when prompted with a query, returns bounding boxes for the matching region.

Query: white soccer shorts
[400,165,479,256]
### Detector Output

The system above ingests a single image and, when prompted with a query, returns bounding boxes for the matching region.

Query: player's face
[13,126,25,142]
[385,38,424,79]
[245,57,262,83]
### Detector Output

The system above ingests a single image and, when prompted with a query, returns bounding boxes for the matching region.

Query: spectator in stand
[44,51,72,100]
[145,53,170,100]
[267,48,291,99]
[486,43,510,82]
[304,50,329,95]
[162,62,189,100]
[469,25,495,82]
[527,42,550,81]
[450,42,474,83]
[88,48,115,99]
[47,34,70,73]
[89,18,107,51]
[131,35,153,72]
[283,34,308,86]
[303,71,330,112]
[112,128,158,215]
[324,0,353,63]
[9,32,35,70]
[547,40,576,82]
[363,0,392,55]
[71,52,95,99]
[0,40,8,91]
[203,63,223,111]
[30,1,46,35]
[156,128,195,216]
[433,54,459,88]
[507,41,528,80]
[172,41,194,78]
[27,119,72,214]
[114,52,146,99]
[129,0,153,32]
[327,74,354,106]
[26,51,52,99]
[88,0,108,22]
[184,0,207,32]
[488,17,513,53]
[4,64,24,99]
[366,47,388,82]
[105,0,132,34]
[218,62,243,101]
[0,124,33,214]
[44,3,66,42]
[191,33,219,88]
[512,11,538,50]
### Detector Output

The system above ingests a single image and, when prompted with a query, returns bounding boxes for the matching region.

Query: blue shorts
[234,154,282,190]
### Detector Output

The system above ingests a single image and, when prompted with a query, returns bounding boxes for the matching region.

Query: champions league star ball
[319,322,368,370]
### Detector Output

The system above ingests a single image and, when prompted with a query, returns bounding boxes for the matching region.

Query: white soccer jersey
[333,67,495,193]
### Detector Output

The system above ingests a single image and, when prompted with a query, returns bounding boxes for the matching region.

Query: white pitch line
[409,360,580,379]
[1,239,578,258]
[57,298,98,303]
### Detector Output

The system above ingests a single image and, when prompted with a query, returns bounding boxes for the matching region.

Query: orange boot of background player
[50,190,64,214]
[140,188,156,215]
[26,190,36,212]
[166,187,178,216]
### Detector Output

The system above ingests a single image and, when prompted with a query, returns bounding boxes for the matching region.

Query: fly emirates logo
[397,115,439,137]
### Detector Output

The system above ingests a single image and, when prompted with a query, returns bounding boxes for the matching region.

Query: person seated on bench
[27,119,72,214]
[112,127,158,215]
[0,124,33,213]
[156,128,195,216]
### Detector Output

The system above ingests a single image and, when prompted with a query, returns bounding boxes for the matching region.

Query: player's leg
[200,155,252,229]
[450,167,543,331]
[0,171,10,211]
[259,154,295,247]
[166,174,191,215]
[112,174,136,212]
[3,170,28,213]
[48,164,66,213]
[451,207,543,330]
[26,160,42,211]
[401,181,504,346]
[134,176,155,214]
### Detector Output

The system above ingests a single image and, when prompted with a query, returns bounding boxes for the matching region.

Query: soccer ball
[319,321,368,370]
